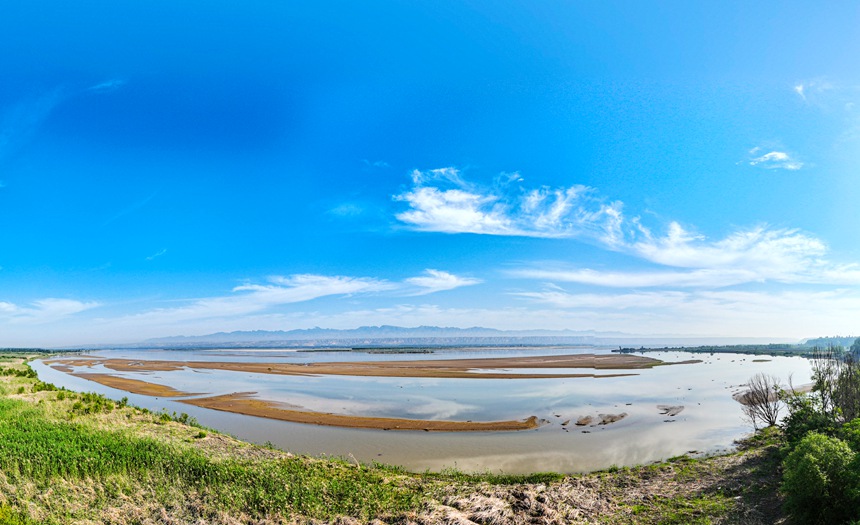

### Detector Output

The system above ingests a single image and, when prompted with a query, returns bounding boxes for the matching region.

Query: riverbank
[0,353,788,524]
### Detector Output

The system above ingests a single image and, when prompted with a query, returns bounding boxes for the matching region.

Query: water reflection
[33,347,813,474]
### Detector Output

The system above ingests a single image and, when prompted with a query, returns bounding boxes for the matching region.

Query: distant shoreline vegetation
[614,341,858,358]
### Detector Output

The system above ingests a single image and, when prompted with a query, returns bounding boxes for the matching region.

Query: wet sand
[180,392,541,432]
[48,353,691,380]
[74,373,195,397]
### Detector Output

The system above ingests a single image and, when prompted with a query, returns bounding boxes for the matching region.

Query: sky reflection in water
[36,347,813,473]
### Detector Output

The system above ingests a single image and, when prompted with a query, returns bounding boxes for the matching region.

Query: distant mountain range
[100,325,799,350]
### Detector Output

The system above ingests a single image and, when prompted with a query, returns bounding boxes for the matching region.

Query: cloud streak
[0,89,64,163]
[404,269,482,295]
[0,298,100,325]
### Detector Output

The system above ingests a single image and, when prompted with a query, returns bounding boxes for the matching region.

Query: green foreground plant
[775,338,860,524]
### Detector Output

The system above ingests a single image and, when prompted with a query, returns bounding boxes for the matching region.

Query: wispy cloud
[404,269,482,295]
[87,79,126,94]
[394,167,624,240]
[0,79,127,174]
[793,78,835,104]
[0,298,100,325]
[0,89,64,163]
[362,159,390,169]
[119,274,395,325]
[512,222,858,288]
[511,286,860,336]
[145,248,167,261]
[328,203,365,217]
[510,267,760,288]
[630,223,826,275]
[103,191,158,226]
[748,147,804,170]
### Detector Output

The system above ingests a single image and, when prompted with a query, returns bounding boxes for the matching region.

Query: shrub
[782,432,859,524]
[840,418,860,452]
[781,393,838,447]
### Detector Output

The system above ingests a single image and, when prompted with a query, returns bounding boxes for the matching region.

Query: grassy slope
[0,355,789,524]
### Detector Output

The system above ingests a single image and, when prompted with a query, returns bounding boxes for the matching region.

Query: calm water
[34,347,813,474]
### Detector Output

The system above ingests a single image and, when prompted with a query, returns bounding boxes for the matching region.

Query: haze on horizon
[1,2,859,347]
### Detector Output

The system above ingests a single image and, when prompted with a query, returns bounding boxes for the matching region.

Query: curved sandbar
[48,353,692,380]
[180,392,541,432]
[73,373,196,397]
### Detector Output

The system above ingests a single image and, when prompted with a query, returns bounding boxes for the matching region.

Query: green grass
[629,493,733,524]
[0,397,423,521]
[0,358,426,523]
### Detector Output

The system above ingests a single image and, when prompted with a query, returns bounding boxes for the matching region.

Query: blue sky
[1,1,859,346]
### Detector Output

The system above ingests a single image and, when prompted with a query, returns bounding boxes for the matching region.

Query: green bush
[781,393,838,447]
[782,432,859,524]
[840,418,860,452]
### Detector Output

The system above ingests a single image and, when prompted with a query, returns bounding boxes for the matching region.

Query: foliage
[781,392,838,446]
[781,432,859,525]
[776,338,860,524]
[839,418,860,452]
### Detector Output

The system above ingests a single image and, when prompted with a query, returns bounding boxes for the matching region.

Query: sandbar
[48,353,692,380]
[72,373,195,398]
[180,392,541,432]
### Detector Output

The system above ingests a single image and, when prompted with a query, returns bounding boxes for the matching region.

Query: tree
[810,341,860,422]
[739,372,784,429]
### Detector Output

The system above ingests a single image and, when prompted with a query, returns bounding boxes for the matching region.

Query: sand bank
[73,373,195,397]
[180,392,541,432]
[48,353,694,380]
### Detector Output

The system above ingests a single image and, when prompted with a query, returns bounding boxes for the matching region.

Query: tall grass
[0,371,424,522]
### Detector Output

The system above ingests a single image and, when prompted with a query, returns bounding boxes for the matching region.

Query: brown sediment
[73,373,196,398]
[575,416,594,426]
[179,392,541,432]
[598,413,628,425]
[657,405,684,416]
[46,353,688,380]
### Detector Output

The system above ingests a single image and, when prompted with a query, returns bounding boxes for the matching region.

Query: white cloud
[395,169,858,290]
[512,222,860,288]
[794,84,805,100]
[510,287,860,338]
[630,223,827,275]
[404,269,482,295]
[394,167,625,240]
[510,267,761,288]
[748,149,803,170]
[0,298,99,325]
